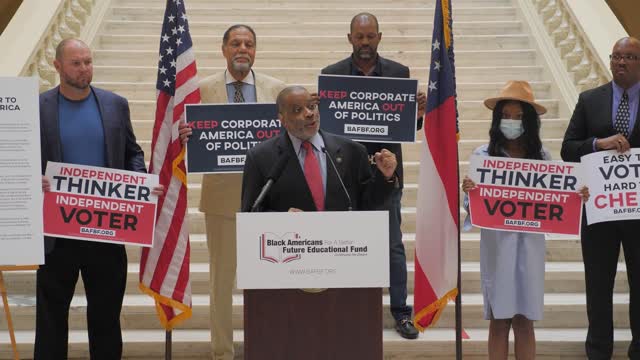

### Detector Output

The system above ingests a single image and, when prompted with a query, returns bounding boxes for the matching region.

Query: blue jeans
[389,189,412,321]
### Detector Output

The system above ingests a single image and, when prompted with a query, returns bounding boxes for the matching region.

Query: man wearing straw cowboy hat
[561,36,640,359]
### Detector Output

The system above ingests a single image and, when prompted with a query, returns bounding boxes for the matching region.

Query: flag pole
[455,145,462,359]
[450,0,462,357]
[165,330,172,360]
[456,200,462,360]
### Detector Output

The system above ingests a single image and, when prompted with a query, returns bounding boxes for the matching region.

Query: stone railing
[0,0,111,92]
[530,0,626,93]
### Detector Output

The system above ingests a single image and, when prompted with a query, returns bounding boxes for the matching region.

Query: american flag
[413,0,460,331]
[139,0,199,330]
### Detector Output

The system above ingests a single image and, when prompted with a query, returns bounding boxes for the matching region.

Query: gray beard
[232,62,251,73]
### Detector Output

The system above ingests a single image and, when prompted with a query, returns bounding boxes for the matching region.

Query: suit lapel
[629,85,640,141]
[254,71,268,103]
[603,84,615,134]
[91,87,114,167]
[42,88,63,162]
[214,72,228,103]
[320,131,345,210]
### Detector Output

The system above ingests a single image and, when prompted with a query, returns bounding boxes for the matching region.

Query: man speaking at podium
[241,85,397,213]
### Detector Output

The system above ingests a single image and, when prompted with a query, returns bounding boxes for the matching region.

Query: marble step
[0,328,632,359]
[102,19,523,37]
[0,293,629,331]
[1,261,629,297]
[103,35,526,53]
[92,64,546,84]
[92,48,538,70]
[109,6,516,23]
[93,81,552,102]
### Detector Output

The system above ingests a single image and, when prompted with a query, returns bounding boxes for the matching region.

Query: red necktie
[302,141,324,211]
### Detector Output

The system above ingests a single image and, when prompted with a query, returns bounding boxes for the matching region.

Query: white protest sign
[582,149,640,224]
[0,77,44,265]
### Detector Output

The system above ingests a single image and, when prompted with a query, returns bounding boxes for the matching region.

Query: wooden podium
[244,288,382,360]
[237,212,389,360]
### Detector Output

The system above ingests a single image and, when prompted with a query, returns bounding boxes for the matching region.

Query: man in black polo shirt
[321,12,426,339]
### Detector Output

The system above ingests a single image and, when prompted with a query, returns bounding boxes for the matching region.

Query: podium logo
[260,232,302,263]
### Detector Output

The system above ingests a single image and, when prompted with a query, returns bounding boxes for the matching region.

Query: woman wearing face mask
[461,81,577,359]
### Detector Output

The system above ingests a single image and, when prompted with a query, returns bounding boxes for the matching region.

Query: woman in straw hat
[461,81,588,359]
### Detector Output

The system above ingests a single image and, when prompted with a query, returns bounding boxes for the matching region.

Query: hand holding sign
[417,91,427,119]
[579,186,590,202]
[596,133,630,153]
[374,149,397,179]
[461,176,477,193]
[178,122,192,145]
[151,184,165,197]
[42,176,51,192]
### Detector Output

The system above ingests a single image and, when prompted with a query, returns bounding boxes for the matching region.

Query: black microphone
[322,147,352,211]
[250,154,289,212]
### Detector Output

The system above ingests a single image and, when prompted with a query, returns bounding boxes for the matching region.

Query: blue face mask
[499,119,524,140]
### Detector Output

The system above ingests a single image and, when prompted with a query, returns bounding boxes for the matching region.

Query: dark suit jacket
[40,86,146,253]
[561,82,640,162]
[321,56,422,188]
[241,130,394,212]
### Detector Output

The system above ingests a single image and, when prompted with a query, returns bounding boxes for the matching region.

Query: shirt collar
[349,54,382,76]
[225,69,255,85]
[612,80,640,100]
[288,132,325,154]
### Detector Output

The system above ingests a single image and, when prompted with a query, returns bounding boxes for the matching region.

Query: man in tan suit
[181,24,285,360]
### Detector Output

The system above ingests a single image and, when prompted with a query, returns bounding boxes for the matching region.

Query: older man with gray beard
[185,24,285,360]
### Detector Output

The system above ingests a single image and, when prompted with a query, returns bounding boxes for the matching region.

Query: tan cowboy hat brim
[483,80,547,115]
[484,96,547,115]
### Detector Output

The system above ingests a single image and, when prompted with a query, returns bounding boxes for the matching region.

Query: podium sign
[236,211,389,289]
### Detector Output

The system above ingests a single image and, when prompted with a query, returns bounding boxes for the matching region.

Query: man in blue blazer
[37,38,156,360]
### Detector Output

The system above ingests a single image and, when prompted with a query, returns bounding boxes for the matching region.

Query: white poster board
[236,211,389,289]
[582,149,640,224]
[0,77,44,265]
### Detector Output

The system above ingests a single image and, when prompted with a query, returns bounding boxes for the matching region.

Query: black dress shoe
[395,319,419,339]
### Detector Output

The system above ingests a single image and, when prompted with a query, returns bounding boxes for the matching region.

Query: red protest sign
[467,155,583,235]
[43,162,159,247]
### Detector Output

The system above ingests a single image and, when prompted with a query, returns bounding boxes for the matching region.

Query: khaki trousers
[205,214,236,360]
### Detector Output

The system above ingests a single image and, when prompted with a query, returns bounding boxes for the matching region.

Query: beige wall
[606,0,639,39]
[0,0,22,34]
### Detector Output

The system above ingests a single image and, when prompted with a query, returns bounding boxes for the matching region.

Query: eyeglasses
[610,54,639,62]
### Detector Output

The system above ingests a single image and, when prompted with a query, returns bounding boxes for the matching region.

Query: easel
[0,265,39,360]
